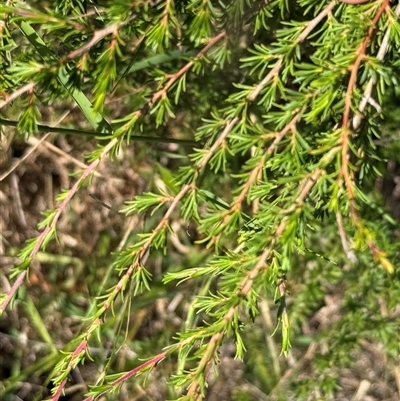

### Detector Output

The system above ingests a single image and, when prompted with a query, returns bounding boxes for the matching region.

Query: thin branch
[0,109,75,182]
[160,0,173,26]
[341,0,390,127]
[336,211,357,263]
[352,3,400,129]
[61,22,122,62]
[340,0,390,219]
[184,170,324,398]
[233,111,301,210]
[143,31,227,113]
[140,184,191,259]
[0,133,51,181]
[239,169,323,297]
[248,2,336,103]
[198,117,238,172]
[214,110,302,240]
[266,343,319,399]
[248,60,282,102]
[296,1,337,43]
[0,82,35,109]
[186,309,234,399]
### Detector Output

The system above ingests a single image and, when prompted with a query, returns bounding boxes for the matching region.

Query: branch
[248,60,283,102]
[142,31,227,114]
[198,117,238,173]
[352,3,400,129]
[296,1,336,43]
[0,82,35,109]
[186,170,324,398]
[233,111,301,210]
[248,1,336,103]
[213,110,302,241]
[340,0,390,218]
[239,169,323,297]
[61,21,122,62]
[336,211,357,263]
[83,351,168,401]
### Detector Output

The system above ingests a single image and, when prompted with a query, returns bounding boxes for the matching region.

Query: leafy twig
[340,0,390,219]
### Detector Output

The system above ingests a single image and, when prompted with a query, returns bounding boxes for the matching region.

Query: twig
[296,2,336,43]
[248,60,283,102]
[198,117,238,173]
[341,0,390,129]
[61,21,123,62]
[352,3,400,129]
[239,169,323,297]
[185,170,324,398]
[336,211,357,263]
[144,32,227,113]
[339,0,394,268]
[0,109,75,181]
[27,137,111,179]
[340,0,390,219]
[259,299,281,377]
[9,174,27,228]
[214,110,302,242]
[394,365,400,398]
[351,380,372,401]
[267,343,318,398]
[0,82,35,109]
[0,133,51,182]
[249,1,336,103]
[234,111,301,209]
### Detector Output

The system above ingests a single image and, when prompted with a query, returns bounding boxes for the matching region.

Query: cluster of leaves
[1,0,400,400]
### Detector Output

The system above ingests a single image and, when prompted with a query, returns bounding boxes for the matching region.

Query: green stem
[0,117,197,145]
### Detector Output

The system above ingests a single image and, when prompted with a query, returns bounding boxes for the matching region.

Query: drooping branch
[340,0,390,219]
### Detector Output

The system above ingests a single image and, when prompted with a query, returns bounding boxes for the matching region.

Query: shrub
[1,1,400,400]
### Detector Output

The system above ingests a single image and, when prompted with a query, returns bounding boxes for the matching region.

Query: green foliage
[1,0,400,400]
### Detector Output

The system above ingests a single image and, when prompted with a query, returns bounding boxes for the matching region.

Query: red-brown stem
[143,31,227,115]
[214,111,301,244]
[81,167,321,398]
[186,170,323,397]
[239,169,322,296]
[340,0,390,218]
